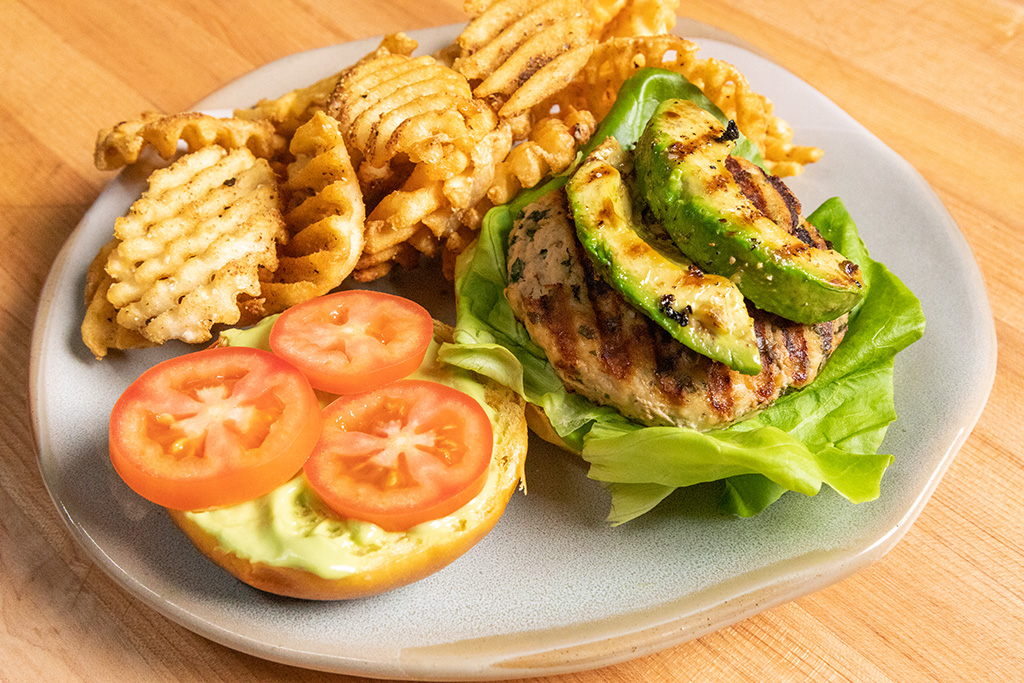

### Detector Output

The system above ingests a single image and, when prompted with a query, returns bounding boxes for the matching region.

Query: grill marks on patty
[578,247,635,382]
[504,183,847,431]
[542,282,581,370]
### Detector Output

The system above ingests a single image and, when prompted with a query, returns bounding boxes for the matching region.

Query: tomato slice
[108,346,322,511]
[268,290,433,395]
[304,380,494,531]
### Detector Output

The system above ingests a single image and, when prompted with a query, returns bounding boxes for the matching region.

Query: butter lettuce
[439,69,925,522]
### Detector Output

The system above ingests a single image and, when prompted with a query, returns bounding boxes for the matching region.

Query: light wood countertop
[3,1,1021,680]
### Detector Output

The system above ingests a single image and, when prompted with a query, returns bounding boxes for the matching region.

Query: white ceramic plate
[31,21,996,681]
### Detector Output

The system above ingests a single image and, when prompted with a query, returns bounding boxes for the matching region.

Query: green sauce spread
[185,316,501,579]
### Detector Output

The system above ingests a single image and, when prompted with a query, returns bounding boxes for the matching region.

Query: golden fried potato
[532,35,698,119]
[586,0,629,33]
[456,0,584,81]
[361,165,447,265]
[534,34,823,176]
[233,71,344,139]
[595,0,679,39]
[81,238,157,358]
[487,108,596,204]
[378,31,419,56]
[355,120,512,281]
[255,111,365,316]
[233,35,418,143]
[440,122,513,210]
[761,116,824,178]
[104,145,286,344]
[457,0,549,52]
[328,47,496,180]
[454,0,597,121]
[320,38,515,281]
[83,0,829,360]
[681,54,824,175]
[94,111,285,171]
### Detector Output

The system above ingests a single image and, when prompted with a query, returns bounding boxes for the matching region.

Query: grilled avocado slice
[566,136,762,375]
[634,99,865,323]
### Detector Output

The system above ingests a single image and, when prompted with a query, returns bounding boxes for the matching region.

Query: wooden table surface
[3,0,1022,680]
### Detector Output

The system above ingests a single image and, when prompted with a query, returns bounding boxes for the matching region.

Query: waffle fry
[256,111,365,315]
[94,111,285,171]
[81,238,157,358]
[378,31,419,57]
[455,0,596,121]
[320,37,515,281]
[596,0,679,39]
[327,47,494,178]
[762,116,824,178]
[680,55,824,175]
[533,35,698,119]
[232,36,418,143]
[233,71,344,139]
[458,0,549,52]
[360,166,446,270]
[456,0,586,81]
[84,0,826,357]
[487,108,596,204]
[104,145,286,344]
[354,118,512,281]
[534,34,822,176]
[586,0,629,35]
[441,122,513,210]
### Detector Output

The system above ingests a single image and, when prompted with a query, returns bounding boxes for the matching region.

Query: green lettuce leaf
[440,68,925,523]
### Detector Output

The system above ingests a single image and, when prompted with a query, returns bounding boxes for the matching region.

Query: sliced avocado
[566,136,762,375]
[634,99,865,323]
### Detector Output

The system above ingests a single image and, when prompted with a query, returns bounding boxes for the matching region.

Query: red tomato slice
[304,380,494,531]
[268,290,433,395]
[108,346,322,511]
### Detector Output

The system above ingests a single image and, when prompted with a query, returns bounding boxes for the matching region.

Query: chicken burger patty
[504,158,847,431]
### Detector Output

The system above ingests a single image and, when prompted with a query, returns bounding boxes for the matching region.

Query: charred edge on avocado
[638,101,865,323]
[714,120,740,144]
[659,294,692,327]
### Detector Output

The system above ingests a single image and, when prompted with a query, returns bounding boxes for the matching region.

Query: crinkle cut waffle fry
[103,145,286,345]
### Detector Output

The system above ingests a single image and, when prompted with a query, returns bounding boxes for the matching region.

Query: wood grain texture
[2,0,1021,681]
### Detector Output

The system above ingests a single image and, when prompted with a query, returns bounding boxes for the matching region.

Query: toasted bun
[167,321,528,600]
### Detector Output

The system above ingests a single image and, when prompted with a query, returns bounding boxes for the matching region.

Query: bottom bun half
[167,321,528,600]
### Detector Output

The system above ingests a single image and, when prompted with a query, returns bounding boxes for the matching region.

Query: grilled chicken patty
[504,157,847,431]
